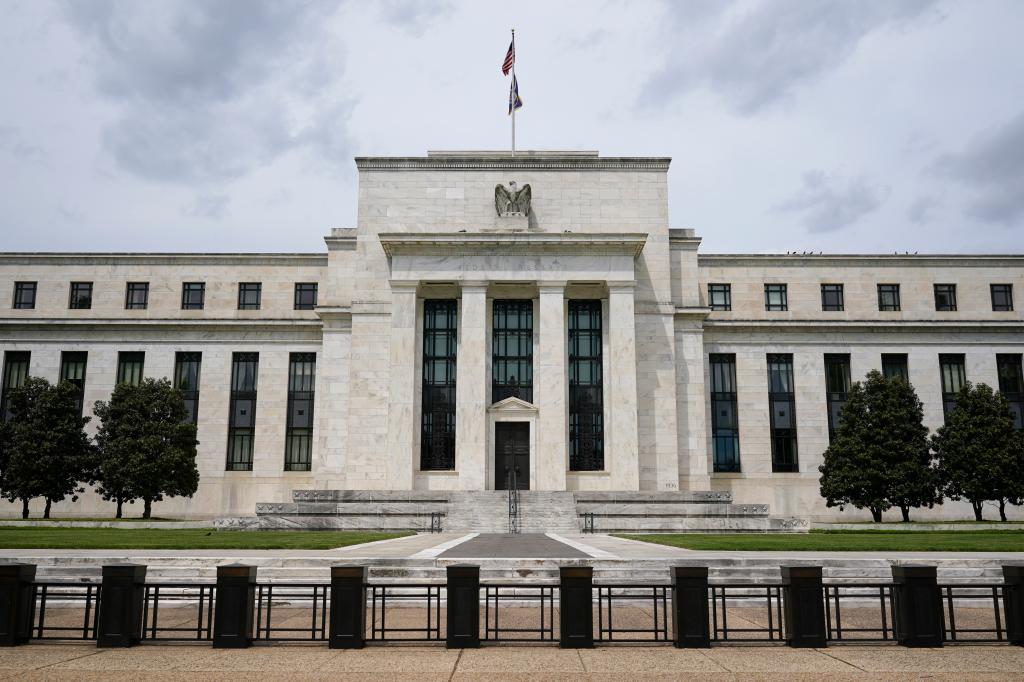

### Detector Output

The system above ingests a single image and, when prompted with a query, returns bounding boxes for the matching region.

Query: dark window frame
[294,283,318,310]
[767,353,798,473]
[492,299,533,404]
[181,282,205,310]
[421,300,458,471]
[709,353,740,473]
[569,300,605,471]
[226,352,259,471]
[1,351,30,422]
[174,352,202,426]
[824,354,851,442]
[939,353,966,424]
[881,353,909,382]
[13,282,36,310]
[877,284,901,311]
[708,283,732,311]
[991,284,1014,312]
[125,282,149,310]
[996,354,1024,430]
[116,351,145,387]
[934,283,957,312]
[69,281,93,310]
[237,282,262,310]
[285,352,316,471]
[820,284,844,311]
[59,351,88,417]
[764,284,788,312]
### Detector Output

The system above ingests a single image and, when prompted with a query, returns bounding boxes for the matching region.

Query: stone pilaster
[675,313,710,491]
[608,283,641,490]
[385,282,418,490]
[455,282,488,490]
[536,282,567,491]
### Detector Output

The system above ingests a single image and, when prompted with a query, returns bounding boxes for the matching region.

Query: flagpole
[510,28,516,156]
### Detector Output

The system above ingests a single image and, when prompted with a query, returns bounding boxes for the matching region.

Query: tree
[819,370,939,522]
[933,382,1021,521]
[93,378,199,519]
[2,377,95,518]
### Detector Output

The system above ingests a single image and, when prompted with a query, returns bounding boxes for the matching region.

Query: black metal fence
[2,562,1023,649]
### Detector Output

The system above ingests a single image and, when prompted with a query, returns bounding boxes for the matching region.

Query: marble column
[385,282,418,490]
[536,282,568,491]
[455,282,488,490]
[608,283,641,490]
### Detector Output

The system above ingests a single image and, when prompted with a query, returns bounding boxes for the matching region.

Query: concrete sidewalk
[2,643,1024,680]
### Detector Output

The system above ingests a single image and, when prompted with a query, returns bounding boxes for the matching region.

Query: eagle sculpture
[494,181,532,216]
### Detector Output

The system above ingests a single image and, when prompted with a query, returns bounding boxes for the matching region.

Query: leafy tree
[93,378,199,518]
[819,370,939,522]
[2,377,95,518]
[933,382,1021,521]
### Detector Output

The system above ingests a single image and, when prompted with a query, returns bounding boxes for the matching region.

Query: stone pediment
[487,396,539,413]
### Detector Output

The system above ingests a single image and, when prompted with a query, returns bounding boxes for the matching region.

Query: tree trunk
[143,498,152,519]
[870,507,882,522]
[44,498,51,519]
[900,506,911,523]
[972,501,984,522]
[20,498,29,519]
[116,498,123,519]
[1000,499,1008,522]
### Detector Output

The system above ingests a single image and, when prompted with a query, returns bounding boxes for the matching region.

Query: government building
[1,151,1022,525]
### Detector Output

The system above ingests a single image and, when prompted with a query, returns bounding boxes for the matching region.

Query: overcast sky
[1,0,1022,254]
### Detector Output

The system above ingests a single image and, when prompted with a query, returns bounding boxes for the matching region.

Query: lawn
[618,529,1024,552]
[0,528,411,550]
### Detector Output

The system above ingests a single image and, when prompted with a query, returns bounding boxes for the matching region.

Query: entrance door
[495,422,530,490]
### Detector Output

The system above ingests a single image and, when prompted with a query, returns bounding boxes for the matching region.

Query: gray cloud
[775,170,889,232]
[642,0,938,114]
[0,125,44,162]
[184,193,230,220]
[935,110,1024,226]
[907,195,940,224]
[377,0,450,32]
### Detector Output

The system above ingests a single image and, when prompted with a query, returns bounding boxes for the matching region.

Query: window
[1,351,30,422]
[569,300,604,471]
[992,284,1014,312]
[877,284,901,311]
[69,282,93,310]
[60,351,88,417]
[708,284,732,311]
[934,284,957,312]
[174,352,202,425]
[821,284,844,311]
[285,353,316,471]
[13,282,36,309]
[294,283,318,310]
[996,354,1024,430]
[767,353,798,472]
[492,300,533,403]
[238,283,261,310]
[881,353,909,381]
[764,284,788,311]
[709,354,740,472]
[226,352,259,471]
[125,282,149,309]
[116,352,144,386]
[939,354,966,423]
[181,282,205,310]
[824,354,851,442]
[421,300,457,471]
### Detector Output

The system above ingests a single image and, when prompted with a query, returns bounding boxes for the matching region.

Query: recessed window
[767,353,798,472]
[708,284,732,311]
[238,283,262,310]
[569,300,604,471]
[116,351,145,387]
[12,282,36,310]
[181,282,205,310]
[881,353,909,382]
[824,354,851,442]
[764,284,788,312]
[991,284,1014,312]
[227,352,259,471]
[69,282,93,310]
[125,282,149,310]
[174,352,202,426]
[821,284,844,311]
[934,284,957,312]
[997,354,1024,430]
[421,300,458,471]
[294,283,318,310]
[939,354,966,424]
[60,351,88,417]
[877,284,901,311]
[285,352,316,471]
[1,351,30,422]
[709,353,739,473]
[492,299,533,403]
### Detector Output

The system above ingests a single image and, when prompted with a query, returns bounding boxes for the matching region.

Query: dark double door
[495,422,530,490]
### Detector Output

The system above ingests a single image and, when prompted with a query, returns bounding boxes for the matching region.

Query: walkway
[2,643,1023,679]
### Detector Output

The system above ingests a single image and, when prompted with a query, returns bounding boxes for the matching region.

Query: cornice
[0,253,327,267]
[356,156,671,172]
[378,232,647,258]
[703,319,1024,333]
[0,318,323,332]
[699,254,1024,268]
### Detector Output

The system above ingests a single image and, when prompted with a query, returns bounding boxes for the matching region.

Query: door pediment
[487,396,539,414]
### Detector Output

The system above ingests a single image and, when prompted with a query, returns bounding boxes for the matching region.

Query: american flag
[502,38,515,75]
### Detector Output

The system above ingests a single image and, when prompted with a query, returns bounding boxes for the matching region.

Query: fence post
[446,564,480,648]
[0,564,36,646]
[213,564,256,649]
[781,565,826,648]
[671,565,710,648]
[96,564,146,648]
[1002,563,1024,646]
[329,566,366,649]
[891,565,943,647]
[559,566,594,648]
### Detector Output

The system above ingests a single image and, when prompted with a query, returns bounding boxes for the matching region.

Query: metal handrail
[507,468,520,534]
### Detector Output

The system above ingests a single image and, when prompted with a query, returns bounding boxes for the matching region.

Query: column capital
[389,280,419,292]
[458,280,489,292]
[537,280,567,293]
[607,281,637,293]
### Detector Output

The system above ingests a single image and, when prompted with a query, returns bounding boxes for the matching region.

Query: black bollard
[446,564,480,648]
[97,564,147,648]
[892,565,943,647]
[781,565,827,648]
[329,566,367,649]
[671,565,710,648]
[0,564,36,646]
[559,566,594,648]
[213,564,257,648]
[1002,563,1024,646]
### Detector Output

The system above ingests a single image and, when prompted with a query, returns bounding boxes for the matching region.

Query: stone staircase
[443,491,580,534]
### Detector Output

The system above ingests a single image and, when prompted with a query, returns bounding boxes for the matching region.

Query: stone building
[1,150,1022,524]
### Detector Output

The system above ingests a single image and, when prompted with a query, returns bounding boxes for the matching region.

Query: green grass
[0,528,412,550]
[618,529,1024,552]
